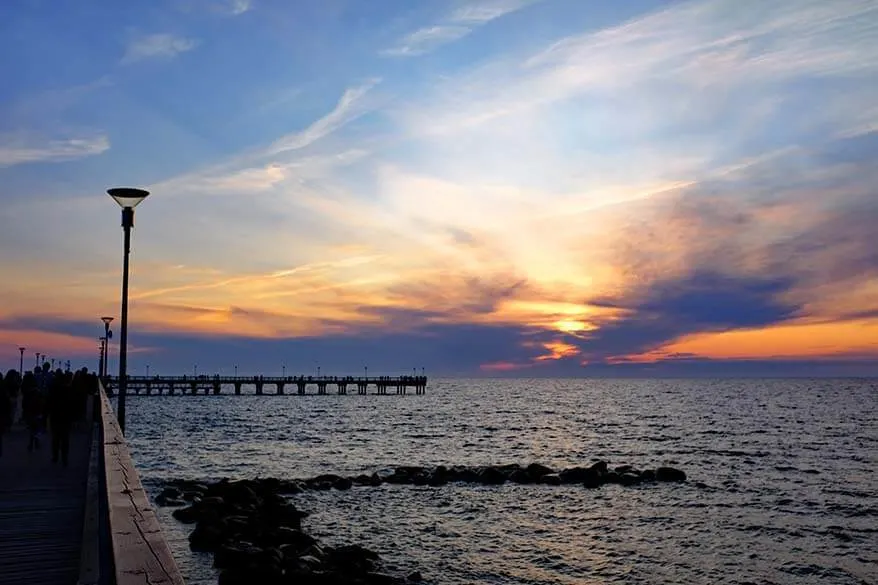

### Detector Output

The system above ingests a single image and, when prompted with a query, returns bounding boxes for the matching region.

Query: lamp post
[146,364,150,377]
[108,187,150,435]
[99,338,107,381]
[364,365,368,379]
[194,364,198,377]
[317,365,321,379]
[234,364,238,377]
[18,347,25,381]
[101,317,114,378]
[34,352,38,368]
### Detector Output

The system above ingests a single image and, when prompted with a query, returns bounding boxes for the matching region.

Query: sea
[123,378,878,585]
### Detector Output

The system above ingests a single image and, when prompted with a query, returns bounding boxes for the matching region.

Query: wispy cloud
[265,79,379,155]
[0,133,109,167]
[122,33,198,63]
[222,0,251,15]
[382,0,539,57]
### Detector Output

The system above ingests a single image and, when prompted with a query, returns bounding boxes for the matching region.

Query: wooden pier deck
[105,374,429,396]
[0,423,92,585]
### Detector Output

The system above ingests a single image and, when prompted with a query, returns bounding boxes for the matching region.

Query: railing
[79,383,184,585]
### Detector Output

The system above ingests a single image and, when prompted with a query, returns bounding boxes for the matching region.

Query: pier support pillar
[234,382,242,395]
[190,382,198,395]
[213,382,221,395]
[297,382,306,395]
[255,381,263,395]
[277,383,284,395]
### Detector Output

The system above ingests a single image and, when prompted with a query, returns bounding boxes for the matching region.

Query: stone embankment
[156,461,687,584]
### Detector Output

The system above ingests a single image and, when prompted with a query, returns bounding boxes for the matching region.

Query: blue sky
[1,0,877,377]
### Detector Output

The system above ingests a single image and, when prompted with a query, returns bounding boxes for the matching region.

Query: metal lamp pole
[18,347,25,380]
[108,187,150,435]
[101,317,114,378]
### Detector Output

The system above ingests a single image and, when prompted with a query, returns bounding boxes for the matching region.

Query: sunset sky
[1,0,877,377]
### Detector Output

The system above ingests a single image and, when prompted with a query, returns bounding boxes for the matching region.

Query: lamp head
[101,316,114,325]
[108,187,150,209]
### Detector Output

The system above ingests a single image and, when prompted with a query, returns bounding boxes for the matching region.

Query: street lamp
[108,186,150,434]
[234,364,238,377]
[317,365,321,379]
[18,347,25,381]
[146,364,150,377]
[101,317,114,378]
[364,365,368,378]
[194,364,198,377]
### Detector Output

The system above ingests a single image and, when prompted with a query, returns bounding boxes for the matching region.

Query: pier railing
[80,383,184,585]
[104,374,428,396]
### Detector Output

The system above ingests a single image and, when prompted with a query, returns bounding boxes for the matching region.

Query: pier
[0,383,184,585]
[104,374,428,396]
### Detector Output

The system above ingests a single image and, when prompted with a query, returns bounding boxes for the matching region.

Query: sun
[553,319,593,334]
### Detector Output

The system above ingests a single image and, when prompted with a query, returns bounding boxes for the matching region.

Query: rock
[617,473,642,486]
[589,460,608,474]
[509,469,533,484]
[333,477,353,490]
[655,467,687,482]
[189,523,224,552]
[540,474,562,486]
[407,570,424,582]
[297,554,324,571]
[640,469,656,482]
[525,463,554,479]
[427,472,448,487]
[582,469,602,489]
[352,474,376,486]
[156,495,187,507]
[477,466,507,485]
[172,505,200,524]
[214,543,264,569]
[614,465,634,475]
[558,467,590,483]
[270,527,316,550]
[329,544,381,573]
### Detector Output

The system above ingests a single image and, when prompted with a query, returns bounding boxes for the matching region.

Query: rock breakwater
[157,461,687,584]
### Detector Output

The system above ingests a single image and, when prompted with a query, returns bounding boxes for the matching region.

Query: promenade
[0,424,92,585]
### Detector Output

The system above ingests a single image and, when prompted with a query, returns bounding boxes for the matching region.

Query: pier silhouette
[104,374,429,396]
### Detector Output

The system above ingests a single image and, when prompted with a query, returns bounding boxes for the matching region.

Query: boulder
[589,460,608,474]
[214,543,264,569]
[508,469,533,484]
[172,505,200,524]
[525,463,554,479]
[189,523,224,552]
[540,474,562,486]
[655,467,686,482]
[477,467,507,485]
[333,477,353,491]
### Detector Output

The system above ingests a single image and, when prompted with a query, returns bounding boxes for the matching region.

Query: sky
[1,0,877,377]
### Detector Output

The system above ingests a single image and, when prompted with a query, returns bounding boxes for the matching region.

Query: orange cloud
[631,318,878,362]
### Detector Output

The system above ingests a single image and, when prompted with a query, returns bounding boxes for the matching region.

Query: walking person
[0,372,10,457]
[47,370,75,466]
[21,371,41,451]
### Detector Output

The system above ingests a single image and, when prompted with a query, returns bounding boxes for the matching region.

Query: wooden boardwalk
[0,423,92,585]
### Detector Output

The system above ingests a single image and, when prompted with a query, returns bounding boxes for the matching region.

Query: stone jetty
[156,461,687,584]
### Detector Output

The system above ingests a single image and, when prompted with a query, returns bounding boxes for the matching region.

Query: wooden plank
[77,423,102,585]
[0,423,92,585]
[99,388,185,585]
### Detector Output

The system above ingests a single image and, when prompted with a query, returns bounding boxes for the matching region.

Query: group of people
[0,363,98,465]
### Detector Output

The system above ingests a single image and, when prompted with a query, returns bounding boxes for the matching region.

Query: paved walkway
[0,423,92,585]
